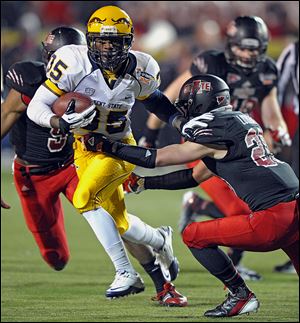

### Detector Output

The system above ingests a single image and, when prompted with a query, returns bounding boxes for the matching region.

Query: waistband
[15,155,74,176]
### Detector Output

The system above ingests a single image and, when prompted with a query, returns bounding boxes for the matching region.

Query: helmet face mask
[87,33,133,71]
[41,27,86,64]
[225,16,269,70]
[175,74,231,119]
[86,6,134,71]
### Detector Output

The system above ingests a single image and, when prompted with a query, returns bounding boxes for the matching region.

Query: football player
[26,6,187,304]
[136,16,291,280]
[82,74,299,317]
[2,24,187,305]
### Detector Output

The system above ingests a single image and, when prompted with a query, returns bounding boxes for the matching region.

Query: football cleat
[204,288,259,317]
[178,191,202,233]
[273,260,296,274]
[105,270,145,299]
[152,282,188,307]
[236,265,262,281]
[155,226,179,281]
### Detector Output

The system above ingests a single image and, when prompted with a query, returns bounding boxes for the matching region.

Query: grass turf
[1,170,299,322]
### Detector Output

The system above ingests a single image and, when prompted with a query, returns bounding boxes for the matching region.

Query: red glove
[123,173,145,194]
[269,126,292,147]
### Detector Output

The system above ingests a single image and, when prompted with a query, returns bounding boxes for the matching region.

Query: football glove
[59,99,96,134]
[123,173,145,194]
[82,133,116,153]
[268,126,292,147]
[138,126,160,148]
[182,113,214,138]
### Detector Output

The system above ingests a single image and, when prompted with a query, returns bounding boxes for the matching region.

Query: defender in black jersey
[1,27,87,270]
[83,74,299,317]
[1,25,187,304]
[137,15,292,281]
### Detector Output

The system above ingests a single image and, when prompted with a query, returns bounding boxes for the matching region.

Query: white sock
[83,208,134,273]
[122,213,164,250]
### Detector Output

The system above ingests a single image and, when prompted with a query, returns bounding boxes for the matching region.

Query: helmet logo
[183,80,211,95]
[89,17,107,24]
[45,34,55,44]
[216,95,226,105]
[112,18,131,27]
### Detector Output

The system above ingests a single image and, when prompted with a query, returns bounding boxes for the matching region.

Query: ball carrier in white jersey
[27,5,187,304]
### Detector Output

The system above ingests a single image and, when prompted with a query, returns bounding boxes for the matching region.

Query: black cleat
[204,288,259,317]
[274,260,296,274]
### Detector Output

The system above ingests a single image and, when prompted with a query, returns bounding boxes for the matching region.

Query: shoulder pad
[46,45,90,92]
[258,57,278,87]
[5,61,46,97]
[132,51,161,98]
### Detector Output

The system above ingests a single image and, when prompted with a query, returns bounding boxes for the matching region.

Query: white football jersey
[45,44,161,140]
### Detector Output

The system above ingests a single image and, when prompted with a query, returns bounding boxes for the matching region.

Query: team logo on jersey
[136,68,154,84]
[258,73,277,85]
[85,88,95,96]
[227,73,241,84]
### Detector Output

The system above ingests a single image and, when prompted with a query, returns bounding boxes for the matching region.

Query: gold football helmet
[86,6,134,71]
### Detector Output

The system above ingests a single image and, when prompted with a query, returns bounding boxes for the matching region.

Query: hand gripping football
[52,92,93,116]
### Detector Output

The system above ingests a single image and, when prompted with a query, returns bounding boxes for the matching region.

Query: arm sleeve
[141,89,180,124]
[144,168,199,190]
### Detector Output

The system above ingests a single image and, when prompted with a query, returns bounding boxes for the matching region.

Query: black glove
[59,99,96,134]
[83,133,118,153]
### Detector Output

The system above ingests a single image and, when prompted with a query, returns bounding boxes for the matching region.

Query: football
[52,92,93,116]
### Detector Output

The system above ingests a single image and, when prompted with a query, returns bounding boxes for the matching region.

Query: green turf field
[1,169,299,322]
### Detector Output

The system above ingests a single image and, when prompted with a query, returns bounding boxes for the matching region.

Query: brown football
[52,92,93,116]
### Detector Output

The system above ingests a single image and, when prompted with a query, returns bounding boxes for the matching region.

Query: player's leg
[13,161,70,270]
[72,136,144,298]
[181,172,261,280]
[123,239,187,306]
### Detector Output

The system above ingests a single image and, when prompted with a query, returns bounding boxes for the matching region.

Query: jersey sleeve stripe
[44,79,65,96]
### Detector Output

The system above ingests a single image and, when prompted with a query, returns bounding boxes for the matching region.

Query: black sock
[228,248,245,266]
[189,246,248,294]
[142,259,166,293]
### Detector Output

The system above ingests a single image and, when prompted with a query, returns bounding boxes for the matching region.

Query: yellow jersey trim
[44,79,65,96]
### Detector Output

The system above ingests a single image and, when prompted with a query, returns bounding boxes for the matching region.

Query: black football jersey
[190,50,278,124]
[185,110,298,211]
[5,61,73,165]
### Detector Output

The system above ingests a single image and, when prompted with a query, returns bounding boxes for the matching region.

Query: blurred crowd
[1,1,299,149]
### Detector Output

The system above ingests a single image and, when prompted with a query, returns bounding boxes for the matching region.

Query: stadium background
[1,1,299,322]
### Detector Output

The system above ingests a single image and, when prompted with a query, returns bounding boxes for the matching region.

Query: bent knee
[182,222,208,248]
[73,186,90,210]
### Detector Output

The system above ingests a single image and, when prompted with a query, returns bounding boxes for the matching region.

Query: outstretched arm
[124,160,213,194]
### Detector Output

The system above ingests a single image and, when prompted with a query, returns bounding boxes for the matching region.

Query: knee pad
[43,250,69,271]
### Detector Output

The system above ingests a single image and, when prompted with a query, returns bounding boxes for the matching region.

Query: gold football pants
[72,134,136,234]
